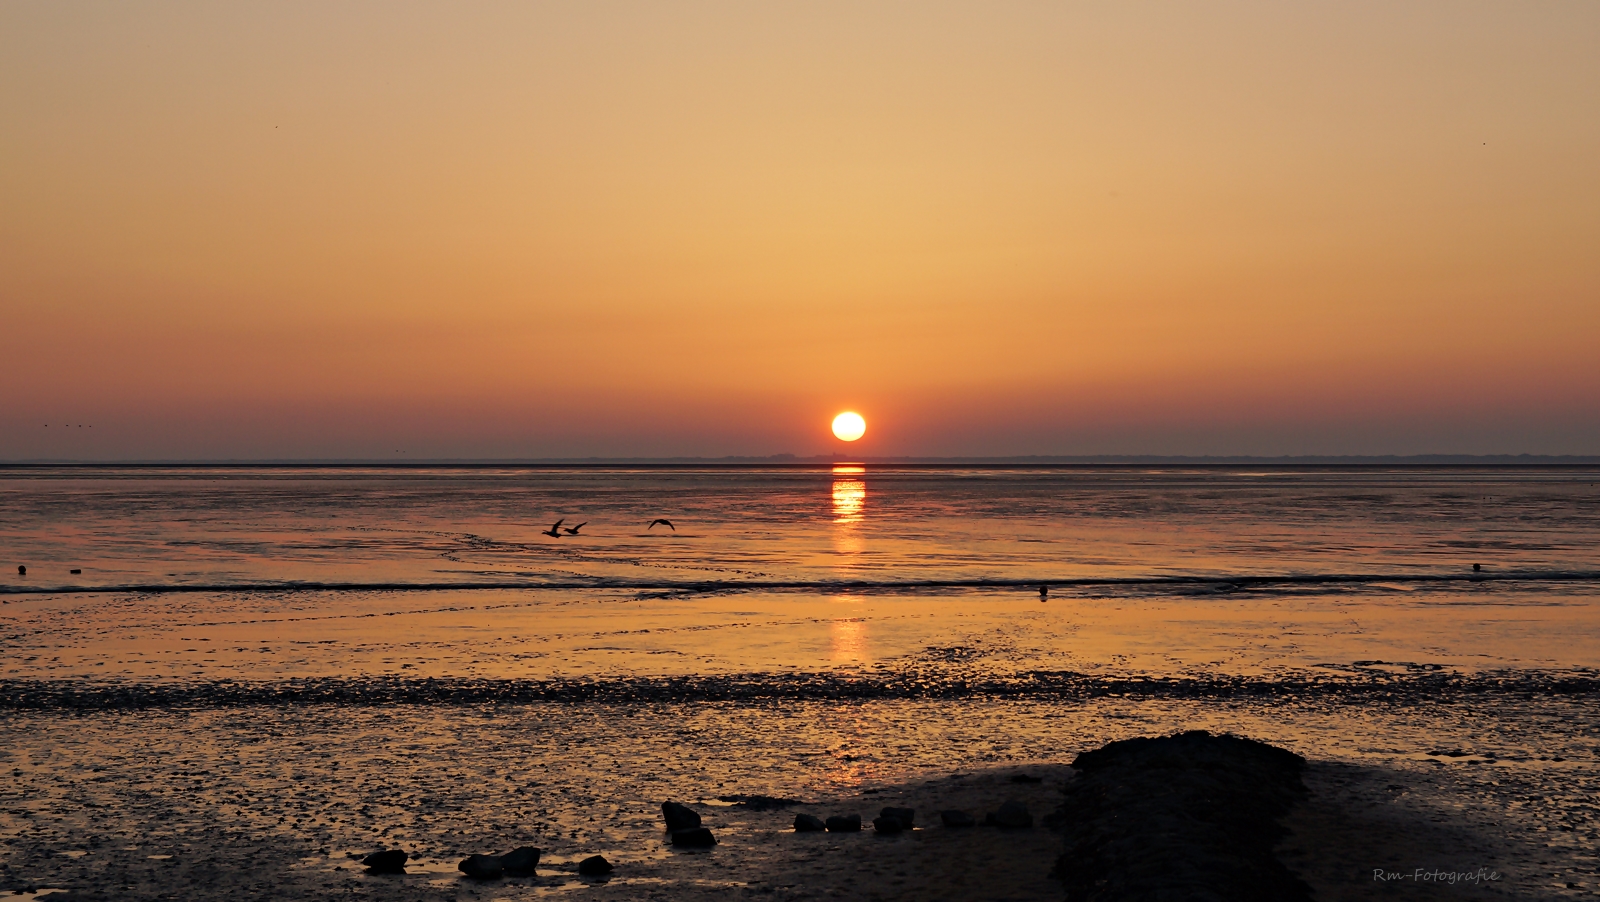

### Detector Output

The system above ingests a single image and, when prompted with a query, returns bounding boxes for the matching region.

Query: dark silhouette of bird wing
[564,522,587,535]
[648,519,675,530]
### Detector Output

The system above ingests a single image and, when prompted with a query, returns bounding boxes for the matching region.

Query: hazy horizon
[5,453,1600,466]
[5,2,1597,460]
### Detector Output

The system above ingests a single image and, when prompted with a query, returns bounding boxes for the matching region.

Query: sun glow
[831,412,866,442]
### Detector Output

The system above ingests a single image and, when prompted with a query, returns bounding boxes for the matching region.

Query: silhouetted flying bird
[648,519,675,531]
[563,522,587,535]
[542,519,565,538]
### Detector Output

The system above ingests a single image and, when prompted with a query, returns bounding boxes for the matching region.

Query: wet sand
[1284,761,1539,901]
[2,694,1595,900]
[6,582,1598,684]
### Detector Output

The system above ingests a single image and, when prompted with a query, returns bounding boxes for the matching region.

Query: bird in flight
[648,519,675,531]
[563,522,587,535]
[541,519,565,537]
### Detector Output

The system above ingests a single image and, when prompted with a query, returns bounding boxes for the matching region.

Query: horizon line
[3,453,1600,468]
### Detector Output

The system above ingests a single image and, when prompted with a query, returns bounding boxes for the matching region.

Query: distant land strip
[2,669,1596,711]
[4,453,1600,467]
[4,569,1600,597]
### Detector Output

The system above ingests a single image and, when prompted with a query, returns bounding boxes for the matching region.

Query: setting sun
[1,6,1592,898]
[831,412,866,442]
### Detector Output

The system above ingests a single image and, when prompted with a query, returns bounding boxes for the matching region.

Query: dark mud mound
[1056,730,1310,902]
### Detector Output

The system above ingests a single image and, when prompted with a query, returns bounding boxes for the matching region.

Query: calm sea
[3,464,1598,686]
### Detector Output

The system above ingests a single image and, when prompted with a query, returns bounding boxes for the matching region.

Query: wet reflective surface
[2,697,1596,899]
[1,466,1597,898]
[3,583,1599,685]
[4,465,1599,591]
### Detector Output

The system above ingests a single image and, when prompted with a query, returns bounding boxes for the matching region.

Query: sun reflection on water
[829,614,866,664]
[831,479,865,524]
[821,597,876,788]
[831,467,866,555]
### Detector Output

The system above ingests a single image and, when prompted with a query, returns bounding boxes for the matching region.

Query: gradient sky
[3,1,1597,459]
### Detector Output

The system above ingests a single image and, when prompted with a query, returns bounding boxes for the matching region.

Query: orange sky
[3,2,1597,459]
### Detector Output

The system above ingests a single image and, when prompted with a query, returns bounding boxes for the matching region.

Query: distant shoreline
[7,567,1600,597]
[3,454,1600,467]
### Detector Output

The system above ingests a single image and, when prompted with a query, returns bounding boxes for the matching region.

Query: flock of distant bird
[540,518,674,538]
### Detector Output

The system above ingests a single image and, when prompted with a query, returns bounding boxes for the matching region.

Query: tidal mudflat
[3,466,1598,898]
[2,690,1596,899]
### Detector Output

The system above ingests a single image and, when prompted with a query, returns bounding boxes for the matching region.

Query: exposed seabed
[2,687,1594,900]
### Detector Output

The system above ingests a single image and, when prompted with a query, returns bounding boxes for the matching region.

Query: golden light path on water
[826,463,872,788]
[830,465,869,675]
[830,467,865,525]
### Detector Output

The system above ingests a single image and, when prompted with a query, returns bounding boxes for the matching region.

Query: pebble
[670,827,717,848]
[825,814,862,832]
[662,801,702,831]
[500,846,540,876]
[361,849,407,873]
[880,806,915,828]
[459,853,505,879]
[939,809,976,828]
[793,813,826,832]
[577,854,614,876]
[872,815,904,834]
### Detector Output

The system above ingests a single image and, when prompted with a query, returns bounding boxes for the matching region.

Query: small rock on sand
[794,813,826,832]
[939,810,976,828]
[577,854,613,876]
[459,853,504,879]
[873,815,904,834]
[880,806,915,828]
[825,814,862,832]
[361,849,407,873]
[671,827,717,848]
[500,846,540,876]
[986,801,1033,828]
[662,801,702,831]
